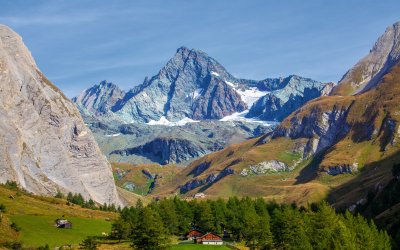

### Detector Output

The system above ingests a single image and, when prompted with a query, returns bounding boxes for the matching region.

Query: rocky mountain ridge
[74,47,330,124]
[332,21,400,95]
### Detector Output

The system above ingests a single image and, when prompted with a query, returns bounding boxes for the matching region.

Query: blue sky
[1,0,399,97]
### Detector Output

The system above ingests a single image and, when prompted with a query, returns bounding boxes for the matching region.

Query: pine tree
[112,219,130,242]
[271,206,311,249]
[158,199,179,234]
[131,207,170,250]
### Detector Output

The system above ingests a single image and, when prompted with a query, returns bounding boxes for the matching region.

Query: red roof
[187,229,204,238]
[197,232,222,241]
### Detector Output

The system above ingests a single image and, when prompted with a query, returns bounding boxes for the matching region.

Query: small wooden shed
[55,219,72,229]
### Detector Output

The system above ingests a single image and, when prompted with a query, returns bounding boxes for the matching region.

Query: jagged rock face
[179,168,234,193]
[72,80,125,115]
[110,137,208,165]
[0,25,120,205]
[332,21,400,95]
[325,164,358,176]
[246,76,333,121]
[192,77,246,119]
[273,102,353,156]
[111,47,247,122]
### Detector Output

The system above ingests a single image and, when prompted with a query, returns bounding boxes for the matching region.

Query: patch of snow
[220,110,277,126]
[235,87,269,106]
[105,133,121,137]
[189,88,202,99]
[211,71,220,77]
[146,116,199,126]
[225,80,236,88]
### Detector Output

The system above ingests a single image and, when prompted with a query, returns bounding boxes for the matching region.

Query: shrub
[10,222,21,232]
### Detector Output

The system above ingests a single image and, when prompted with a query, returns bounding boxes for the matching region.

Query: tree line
[111,197,392,249]
[65,192,120,212]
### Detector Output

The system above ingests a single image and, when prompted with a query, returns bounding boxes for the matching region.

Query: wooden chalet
[187,229,204,240]
[195,232,223,245]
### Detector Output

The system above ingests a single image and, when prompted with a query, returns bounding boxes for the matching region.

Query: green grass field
[171,244,230,250]
[10,215,111,248]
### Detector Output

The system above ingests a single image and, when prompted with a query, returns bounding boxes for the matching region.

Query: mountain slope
[331,21,400,95]
[154,22,400,209]
[155,62,400,203]
[0,24,120,205]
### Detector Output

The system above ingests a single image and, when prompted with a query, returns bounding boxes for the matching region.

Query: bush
[5,180,18,190]
[10,222,21,232]
[55,191,64,199]
[37,244,50,250]
[79,236,98,250]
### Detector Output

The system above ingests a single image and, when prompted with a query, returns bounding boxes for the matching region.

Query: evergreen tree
[173,197,193,234]
[194,201,214,232]
[271,206,311,249]
[158,199,179,234]
[131,207,170,250]
[112,219,130,242]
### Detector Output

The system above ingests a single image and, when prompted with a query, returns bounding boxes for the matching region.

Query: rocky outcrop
[249,160,289,174]
[110,137,208,164]
[72,80,125,115]
[325,163,358,176]
[273,103,353,157]
[332,21,400,95]
[179,168,234,193]
[0,24,120,205]
[247,76,333,121]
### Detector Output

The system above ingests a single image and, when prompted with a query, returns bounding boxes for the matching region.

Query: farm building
[187,229,204,240]
[195,232,223,245]
[193,192,206,199]
[55,219,72,229]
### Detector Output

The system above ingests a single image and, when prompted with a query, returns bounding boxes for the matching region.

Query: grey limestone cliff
[0,24,120,205]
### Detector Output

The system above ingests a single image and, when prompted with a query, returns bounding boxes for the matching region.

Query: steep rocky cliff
[0,25,120,205]
[111,137,208,165]
[332,21,400,95]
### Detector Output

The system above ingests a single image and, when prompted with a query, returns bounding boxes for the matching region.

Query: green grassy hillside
[0,185,117,248]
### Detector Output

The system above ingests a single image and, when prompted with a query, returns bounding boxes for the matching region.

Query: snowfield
[147,116,200,126]
[219,110,277,126]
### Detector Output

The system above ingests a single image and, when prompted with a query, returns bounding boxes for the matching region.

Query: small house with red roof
[195,232,223,245]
